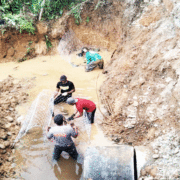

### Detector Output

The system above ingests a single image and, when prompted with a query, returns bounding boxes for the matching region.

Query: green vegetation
[1,28,6,35]
[45,35,52,51]
[0,0,88,33]
[2,13,35,34]
[86,16,90,23]
[68,3,82,25]
[18,40,34,62]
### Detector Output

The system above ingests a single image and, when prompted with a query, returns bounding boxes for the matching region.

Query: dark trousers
[85,59,104,72]
[54,94,72,105]
[53,143,78,161]
[86,108,96,124]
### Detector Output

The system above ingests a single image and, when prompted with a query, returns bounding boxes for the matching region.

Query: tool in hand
[47,127,51,131]
[67,113,76,121]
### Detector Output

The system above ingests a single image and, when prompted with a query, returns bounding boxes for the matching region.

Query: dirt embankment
[0,76,32,179]
[0,21,62,63]
[99,0,180,179]
[1,0,180,179]
[67,0,124,50]
[0,0,138,63]
[100,0,180,144]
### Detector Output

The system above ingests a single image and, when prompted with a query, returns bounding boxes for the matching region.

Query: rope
[95,71,110,118]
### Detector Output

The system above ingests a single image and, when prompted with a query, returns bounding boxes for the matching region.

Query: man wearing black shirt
[54,75,75,105]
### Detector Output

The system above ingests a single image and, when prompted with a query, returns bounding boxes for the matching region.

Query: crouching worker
[81,48,104,72]
[66,97,96,124]
[54,75,75,105]
[46,114,78,165]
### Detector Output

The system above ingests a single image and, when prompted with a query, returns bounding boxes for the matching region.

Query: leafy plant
[45,35,52,51]
[86,16,90,23]
[18,40,35,62]
[42,0,78,20]
[19,20,35,34]
[1,29,6,35]
[18,57,27,62]
[0,0,87,31]
[2,13,35,34]
[29,41,33,45]
[69,3,82,25]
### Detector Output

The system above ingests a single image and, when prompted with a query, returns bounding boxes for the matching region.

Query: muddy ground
[0,51,111,179]
[1,0,180,179]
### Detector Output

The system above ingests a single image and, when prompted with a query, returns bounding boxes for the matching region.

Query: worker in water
[54,75,75,105]
[46,114,78,165]
[66,97,96,124]
[81,47,104,72]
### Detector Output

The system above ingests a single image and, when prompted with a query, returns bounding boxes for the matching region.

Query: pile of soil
[98,0,180,178]
[140,129,180,179]
[99,0,180,145]
[0,76,31,179]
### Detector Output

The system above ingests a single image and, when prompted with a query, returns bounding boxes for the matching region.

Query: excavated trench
[0,47,142,179]
[2,0,180,178]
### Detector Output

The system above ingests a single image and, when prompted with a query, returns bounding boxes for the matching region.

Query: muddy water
[0,51,116,180]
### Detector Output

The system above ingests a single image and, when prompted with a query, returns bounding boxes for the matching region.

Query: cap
[54,114,64,125]
[82,48,88,53]
[66,97,78,104]
[60,75,67,81]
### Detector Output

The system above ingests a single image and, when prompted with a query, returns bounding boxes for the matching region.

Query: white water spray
[83,111,92,143]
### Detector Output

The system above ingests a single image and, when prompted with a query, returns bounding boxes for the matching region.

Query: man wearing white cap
[81,48,104,72]
[66,97,96,124]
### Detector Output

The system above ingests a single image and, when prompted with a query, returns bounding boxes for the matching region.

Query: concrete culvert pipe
[82,146,135,180]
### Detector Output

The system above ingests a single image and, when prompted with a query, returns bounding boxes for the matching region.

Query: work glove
[62,92,68,96]
[46,126,51,132]
[67,114,75,121]
[70,122,75,127]
[77,52,83,57]
[67,116,74,121]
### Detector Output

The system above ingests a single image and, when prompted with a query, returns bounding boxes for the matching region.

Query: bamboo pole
[39,0,46,21]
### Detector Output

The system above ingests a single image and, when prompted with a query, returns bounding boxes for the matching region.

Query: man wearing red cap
[66,97,96,124]
[54,75,75,105]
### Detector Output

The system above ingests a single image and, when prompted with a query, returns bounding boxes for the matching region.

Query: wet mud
[0,51,113,179]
